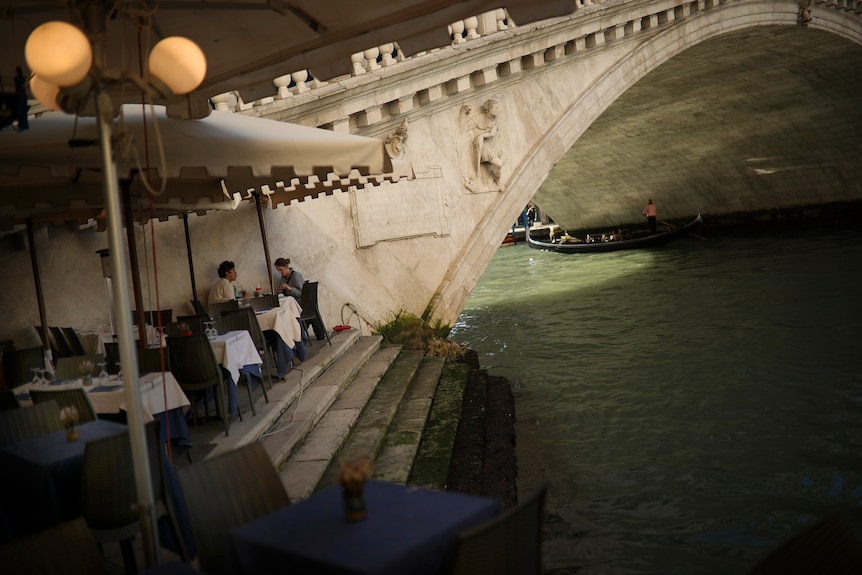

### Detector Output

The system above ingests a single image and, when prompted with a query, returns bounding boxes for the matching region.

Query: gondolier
[642,199,658,234]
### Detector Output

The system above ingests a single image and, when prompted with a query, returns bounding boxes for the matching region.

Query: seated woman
[273,257,305,300]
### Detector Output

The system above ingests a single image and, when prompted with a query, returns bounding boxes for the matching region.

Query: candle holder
[339,458,372,522]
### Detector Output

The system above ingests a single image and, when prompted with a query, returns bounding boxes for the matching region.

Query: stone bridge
[229,0,861,329]
[3,0,861,346]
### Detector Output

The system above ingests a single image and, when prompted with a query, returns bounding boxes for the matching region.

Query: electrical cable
[258,367,305,439]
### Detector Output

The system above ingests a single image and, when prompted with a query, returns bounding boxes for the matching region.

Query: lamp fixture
[24,17,207,117]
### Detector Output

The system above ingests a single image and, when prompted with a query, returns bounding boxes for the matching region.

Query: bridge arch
[430,1,862,326]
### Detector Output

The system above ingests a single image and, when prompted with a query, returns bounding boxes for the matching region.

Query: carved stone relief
[459,99,506,192]
[384,118,408,160]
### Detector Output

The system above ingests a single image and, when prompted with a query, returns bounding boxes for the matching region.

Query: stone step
[260,334,386,471]
[373,356,446,484]
[313,348,426,493]
[196,328,364,461]
[278,342,402,501]
[408,361,469,490]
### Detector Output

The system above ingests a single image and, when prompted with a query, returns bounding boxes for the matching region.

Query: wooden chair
[446,483,548,575]
[177,442,290,575]
[29,388,98,424]
[218,308,271,408]
[747,514,862,574]
[0,400,62,446]
[166,333,230,436]
[298,281,331,345]
[55,354,104,380]
[0,517,107,575]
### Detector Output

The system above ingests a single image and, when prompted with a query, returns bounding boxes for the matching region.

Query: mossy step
[408,361,469,490]
[315,348,425,492]
[373,356,446,484]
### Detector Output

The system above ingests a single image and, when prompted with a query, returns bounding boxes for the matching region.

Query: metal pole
[121,185,148,352]
[253,191,274,294]
[26,219,53,371]
[95,90,160,567]
[183,212,202,312]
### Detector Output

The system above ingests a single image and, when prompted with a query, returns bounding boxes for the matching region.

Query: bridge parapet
[212,0,841,136]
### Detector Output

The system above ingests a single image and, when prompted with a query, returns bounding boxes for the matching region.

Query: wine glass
[116,362,122,380]
[31,367,42,386]
[98,361,109,384]
[205,321,216,340]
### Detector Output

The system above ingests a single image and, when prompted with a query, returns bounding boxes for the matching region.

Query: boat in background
[527,214,703,254]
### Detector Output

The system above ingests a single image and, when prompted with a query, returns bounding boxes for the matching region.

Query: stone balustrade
[210,0,860,134]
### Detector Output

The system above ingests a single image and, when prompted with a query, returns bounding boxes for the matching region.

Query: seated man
[273,257,305,300]
[209,260,251,314]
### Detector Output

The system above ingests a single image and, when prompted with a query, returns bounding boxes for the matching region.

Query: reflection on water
[451,227,862,574]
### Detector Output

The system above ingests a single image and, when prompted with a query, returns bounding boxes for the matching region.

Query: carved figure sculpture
[798,0,813,26]
[384,118,408,160]
[459,99,505,191]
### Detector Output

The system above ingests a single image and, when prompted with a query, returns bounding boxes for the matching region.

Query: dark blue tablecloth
[0,419,127,539]
[230,480,500,575]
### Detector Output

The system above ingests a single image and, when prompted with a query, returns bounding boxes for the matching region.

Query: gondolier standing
[642,199,657,234]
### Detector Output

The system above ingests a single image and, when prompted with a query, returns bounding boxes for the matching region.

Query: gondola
[527,214,703,254]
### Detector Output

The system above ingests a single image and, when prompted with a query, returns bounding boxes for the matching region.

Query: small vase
[66,426,79,442]
[81,374,93,387]
[343,489,367,522]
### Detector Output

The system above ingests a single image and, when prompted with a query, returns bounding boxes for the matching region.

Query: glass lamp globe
[148,37,207,95]
[29,75,63,111]
[25,21,92,87]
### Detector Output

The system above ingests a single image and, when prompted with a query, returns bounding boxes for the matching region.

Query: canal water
[449,225,862,575]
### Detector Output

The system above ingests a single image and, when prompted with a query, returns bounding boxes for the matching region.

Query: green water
[450,227,862,574]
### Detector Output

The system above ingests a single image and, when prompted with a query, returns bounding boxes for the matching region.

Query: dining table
[252,296,306,378]
[229,480,501,575]
[0,418,195,558]
[208,330,263,417]
[13,372,192,451]
[0,419,128,539]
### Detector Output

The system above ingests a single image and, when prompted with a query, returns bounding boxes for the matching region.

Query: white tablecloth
[255,302,303,349]
[208,330,262,385]
[15,371,190,422]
